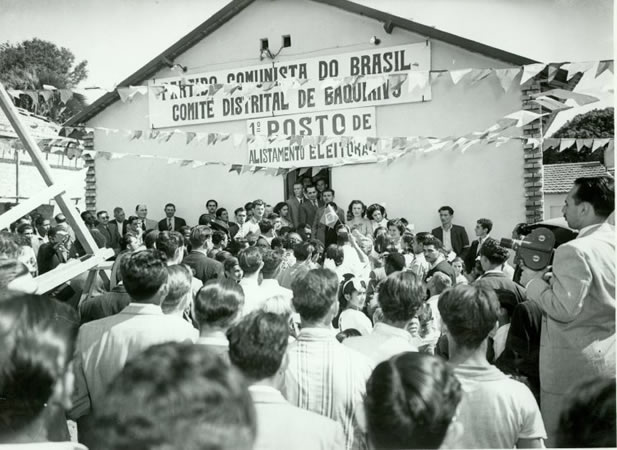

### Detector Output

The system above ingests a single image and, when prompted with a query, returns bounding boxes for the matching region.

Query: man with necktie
[96,210,120,254]
[158,203,187,232]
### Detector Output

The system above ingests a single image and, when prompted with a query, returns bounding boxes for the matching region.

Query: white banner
[148,43,431,127]
[246,108,377,168]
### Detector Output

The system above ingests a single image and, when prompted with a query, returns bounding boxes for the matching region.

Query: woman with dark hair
[387,219,406,251]
[365,352,463,449]
[367,203,388,231]
[335,274,372,336]
[273,202,293,228]
[347,200,372,239]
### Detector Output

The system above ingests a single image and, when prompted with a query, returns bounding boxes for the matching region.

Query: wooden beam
[0,83,100,254]
[0,183,67,230]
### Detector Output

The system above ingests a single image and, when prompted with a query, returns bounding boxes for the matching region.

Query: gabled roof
[65,0,539,127]
[544,161,608,194]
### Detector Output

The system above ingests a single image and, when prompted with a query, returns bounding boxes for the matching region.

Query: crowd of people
[0,175,615,449]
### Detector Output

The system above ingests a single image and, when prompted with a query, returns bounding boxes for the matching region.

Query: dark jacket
[431,224,470,256]
[158,216,187,232]
[182,250,224,284]
[474,271,527,304]
[425,259,457,286]
[79,284,131,324]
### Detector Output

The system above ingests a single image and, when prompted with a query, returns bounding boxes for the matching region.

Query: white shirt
[441,226,453,252]
[260,279,293,303]
[344,322,419,366]
[338,309,373,336]
[241,219,261,237]
[239,277,268,315]
[70,303,197,419]
[477,234,490,254]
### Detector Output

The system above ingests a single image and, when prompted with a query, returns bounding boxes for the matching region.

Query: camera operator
[520,175,615,445]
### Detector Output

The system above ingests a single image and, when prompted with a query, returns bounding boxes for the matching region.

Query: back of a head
[161,265,192,314]
[293,241,314,262]
[438,285,499,350]
[430,271,452,294]
[325,244,344,266]
[120,249,169,303]
[156,231,184,260]
[0,292,78,437]
[385,252,406,275]
[479,239,508,266]
[190,225,212,249]
[291,268,338,323]
[0,232,20,259]
[143,230,160,249]
[261,250,283,280]
[365,352,462,449]
[238,246,263,275]
[195,278,245,329]
[89,342,256,450]
[378,271,425,324]
[227,310,289,382]
[574,175,615,218]
[556,376,616,448]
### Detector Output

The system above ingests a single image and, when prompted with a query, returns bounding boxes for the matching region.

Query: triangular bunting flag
[149,130,160,140]
[559,139,576,152]
[298,167,310,176]
[450,68,472,85]
[577,139,594,151]
[387,73,407,92]
[520,63,545,85]
[364,76,386,95]
[546,63,562,83]
[495,68,520,92]
[538,88,599,106]
[562,61,595,81]
[59,89,73,104]
[596,60,613,78]
[543,138,559,150]
[526,138,541,149]
[312,166,324,177]
[275,167,289,177]
[186,132,197,145]
[503,110,546,127]
[407,71,429,93]
[468,68,492,85]
[232,133,245,148]
[129,130,143,141]
[229,164,242,174]
[532,96,572,112]
[592,138,610,151]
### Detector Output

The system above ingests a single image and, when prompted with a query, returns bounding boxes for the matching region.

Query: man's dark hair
[573,175,615,218]
[120,249,169,302]
[252,199,265,207]
[293,241,314,261]
[16,223,33,234]
[55,213,67,224]
[438,206,454,215]
[234,207,245,216]
[365,352,462,449]
[378,271,425,323]
[0,292,78,435]
[216,208,227,219]
[80,211,93,222]
[156,231,184,260]
[479,239,509,265]
[244,202,254,212]
[438,285,499,350]
[325,244,344,266]
[414,232,433,246]
[556,376,616,448]
[385,252,406,275]
[164,203,176,210]
[96,210,108,219]
[34,216,48,227]
[190,225,212,249]
[206,199,218,208]
[120,232,139,250]
[323,188,335,196]
[422,235,444,250]
[258,219,273,234]
[238,247,263,275]
[223,256,240,273]
[261,250,283,279]
[143,230,159,249]
[89,342,256,450]
[195,279,244,329]
[212,230,227,246]
[291,268,338,323]
[227,311,289,381]
[476,218,493,233]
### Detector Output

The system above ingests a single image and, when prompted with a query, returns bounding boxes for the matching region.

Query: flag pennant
[526,138,541,149]
[450,68,472,85]
[520,63,545,85]
[543,138,559,150]
[562,61,595,81]
[186,132,197,145]
[532,96,572,112]
[592,138,610,151]
[407,71,429,93]
[546,63,561,83]
[596,60,613,78]
[129,130,143,141]
[468,68,492,85]
[503,110,546,127]
[577,139,594,151]
[229,164,242,174]
[59,89,73,104]
[495,68,520,92]
[364,75,386,95]
[321,204,339,228]
[232,133,245,148]
[387,73,407,92]
[559,139,576,152]
[312,166,324,177]
[275,167,289,177]
[538,88,599,106]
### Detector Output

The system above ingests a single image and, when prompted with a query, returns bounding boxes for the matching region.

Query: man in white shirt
[439,284,546,448]
[286,268,373,450]
[228,310,345,450]
[260,249,293,304]
[423,271,452,354]
[70,250,197,441]
[345,271,423,365]
[241,199,265,237]
[238,246,267,314]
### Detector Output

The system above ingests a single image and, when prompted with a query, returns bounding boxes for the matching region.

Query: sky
[0,0,613,132]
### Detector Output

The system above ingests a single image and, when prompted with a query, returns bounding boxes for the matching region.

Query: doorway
[285,168,332,199]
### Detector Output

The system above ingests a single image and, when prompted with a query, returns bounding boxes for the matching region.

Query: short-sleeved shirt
[454,363,546,448]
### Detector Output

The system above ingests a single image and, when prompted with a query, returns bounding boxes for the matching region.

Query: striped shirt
[285,327,373,450]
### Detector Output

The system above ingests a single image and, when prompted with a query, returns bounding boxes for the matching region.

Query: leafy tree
[0,38,89,123]
[544,108,613,164]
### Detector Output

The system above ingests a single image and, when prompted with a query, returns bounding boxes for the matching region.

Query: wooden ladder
[0,82,113,294]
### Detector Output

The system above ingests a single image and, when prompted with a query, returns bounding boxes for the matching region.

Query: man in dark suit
[312,189,345,245]
[474,240,526,304]
[135,204,158,231]
[464,218,493,274]
[298,185,322,230]
[431,205,469,257]
[286,181,306,228]
[422,235,456,285]
[158,203,187,232]
[96,210,120,254]
[182,225,224,284]
[109,207,127,237]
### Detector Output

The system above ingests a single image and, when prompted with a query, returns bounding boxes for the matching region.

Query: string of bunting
[5,59,613,105]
